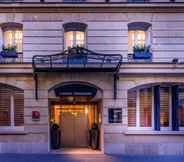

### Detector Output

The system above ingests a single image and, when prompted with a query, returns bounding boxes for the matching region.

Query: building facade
[0,0,184,155]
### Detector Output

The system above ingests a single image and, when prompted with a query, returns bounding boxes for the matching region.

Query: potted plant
[89,123,100,150]
[50,121,61,149]
[132,45,152,60]
[65,46,87,64]
[0,45,17,58]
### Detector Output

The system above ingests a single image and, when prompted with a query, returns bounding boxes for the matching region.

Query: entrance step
[50,148,102,155]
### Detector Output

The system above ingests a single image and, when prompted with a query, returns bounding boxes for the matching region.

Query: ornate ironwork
[32,47,122,73]
[32,47,122,100]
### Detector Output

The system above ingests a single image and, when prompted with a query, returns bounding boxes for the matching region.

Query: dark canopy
[55,83,97,97]
[32,47,122,100]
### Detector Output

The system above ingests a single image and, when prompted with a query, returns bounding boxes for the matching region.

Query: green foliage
[133,45,151,53]
[2,45,16,52]
[133,45,146,52]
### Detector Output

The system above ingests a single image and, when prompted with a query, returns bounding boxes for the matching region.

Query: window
[179,87,184,127]
[65,31,85,49]
[128,22,151,53]
[1,23,23,53]
[4,30,23,53]
[128,90,136,127]
[63,22,87,50]
[160,87,170,128]
[128,85,184,131]
[128,30,146,52]
[140,88,152,127]
[0,85,24,127]
[128,87,152,129]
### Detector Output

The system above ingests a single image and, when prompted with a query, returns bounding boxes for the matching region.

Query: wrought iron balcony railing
[0,51,184,65]
[32,47,122,73]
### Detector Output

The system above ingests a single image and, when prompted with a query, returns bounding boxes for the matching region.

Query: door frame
[48,99,104,153]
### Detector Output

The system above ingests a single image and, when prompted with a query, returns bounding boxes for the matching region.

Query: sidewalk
[0,154,184,162]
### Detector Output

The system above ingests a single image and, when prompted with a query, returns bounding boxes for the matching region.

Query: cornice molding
[0,2,184,13]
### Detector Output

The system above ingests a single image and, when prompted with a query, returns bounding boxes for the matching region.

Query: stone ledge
[0,131,27,135]
[0,143,48,153]
[124,130,184,135]
[0,126,27,135]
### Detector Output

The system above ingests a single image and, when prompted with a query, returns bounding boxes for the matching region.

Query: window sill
[0,126,27,135]
[124,130,184,135]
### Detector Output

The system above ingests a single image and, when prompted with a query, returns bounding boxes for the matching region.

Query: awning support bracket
[113,73,118,100]
[32,47,122,100]
[34,72,38,100]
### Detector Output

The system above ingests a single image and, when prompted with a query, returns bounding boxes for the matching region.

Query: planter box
[0,50,17,58]
[133,51,152,60]
[65,54,87,64]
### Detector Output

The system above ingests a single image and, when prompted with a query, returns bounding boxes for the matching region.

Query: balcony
[32,47,123,99]
[1,52,184,65]
[32,47,122,73]
[63,0,86,2]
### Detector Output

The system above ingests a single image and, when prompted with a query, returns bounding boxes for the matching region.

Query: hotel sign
[55,83,97,97]
[57,92,94,96]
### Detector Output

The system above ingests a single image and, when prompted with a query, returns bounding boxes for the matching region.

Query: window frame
[128,85,184,131]
[63,22,87,50]
[128,22,151,54]
[128,87,154,131]
[128,30,146,53]
[0,87,24,133]
[178,86,184,131]
[64,31,86,50]
[1,23,23,53]
[3,29,23,53]
[159,86,172,131]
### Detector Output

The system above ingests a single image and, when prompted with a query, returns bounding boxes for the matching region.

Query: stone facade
[0,2,184,155]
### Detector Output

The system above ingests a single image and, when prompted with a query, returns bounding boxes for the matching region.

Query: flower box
[0,50,17,58]
[132,45,152,60]
[133,51,152,60]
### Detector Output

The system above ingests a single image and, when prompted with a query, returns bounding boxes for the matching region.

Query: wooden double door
[60,111,88,147]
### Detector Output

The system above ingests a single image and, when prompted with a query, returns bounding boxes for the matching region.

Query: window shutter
[179,87,184,127]
[172,85,179,131]
[154,86,160,131]
[128,90,136,127]
[14,90,24,126]
[160,87,170,127]
[140,88,152,127]
[0,87,11,126]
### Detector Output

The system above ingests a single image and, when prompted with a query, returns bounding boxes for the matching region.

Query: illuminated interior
[50,104,101,130]
[128,30,146,53]
[4,30,23,53]
[65,31,85,49]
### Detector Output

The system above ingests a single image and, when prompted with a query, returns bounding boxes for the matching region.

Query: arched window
[128,84,184,131]
[1,22,23,53]
[128,87,152,128]
[128,22,151,53]
[178,86,184,128]
[63,22,87,49]
[0,84,24,127]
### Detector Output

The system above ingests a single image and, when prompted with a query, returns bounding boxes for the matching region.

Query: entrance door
[60,110,88,147]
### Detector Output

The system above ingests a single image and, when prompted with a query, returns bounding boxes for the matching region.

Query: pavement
[0,154,184,162]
